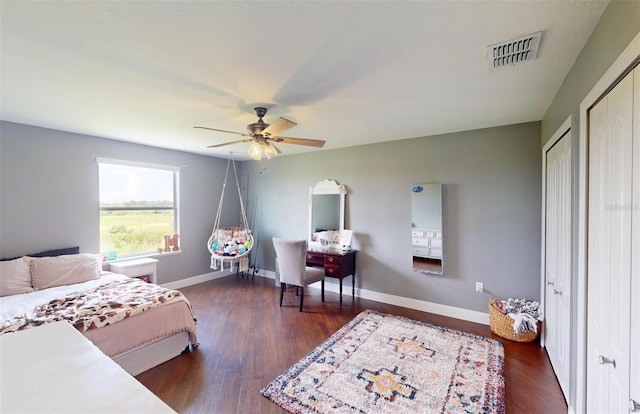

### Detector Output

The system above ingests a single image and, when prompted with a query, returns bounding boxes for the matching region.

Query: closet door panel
[631,66,639,410]
[544,131,571,398]
[587,94,611,412]
[556,135,571,400]
[606,73,632,412]
[587,72,633,413]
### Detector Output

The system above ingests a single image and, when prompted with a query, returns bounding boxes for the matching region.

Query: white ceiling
[0,1,608,160]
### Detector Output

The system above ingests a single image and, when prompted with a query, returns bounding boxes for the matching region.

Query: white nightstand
[109,258,159,284]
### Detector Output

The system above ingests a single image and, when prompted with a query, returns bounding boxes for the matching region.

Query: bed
[0,253,197,376]
[0,321,176,413]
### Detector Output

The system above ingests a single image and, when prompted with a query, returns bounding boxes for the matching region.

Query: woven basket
[488,299,541,342]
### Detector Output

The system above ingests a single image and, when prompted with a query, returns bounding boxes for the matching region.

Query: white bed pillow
[30,254,102,290]
[0,257,34,296]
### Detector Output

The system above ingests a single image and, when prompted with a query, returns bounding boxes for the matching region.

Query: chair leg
[299,287,304,311]
[280,283,286,307]
[321,279,325,302]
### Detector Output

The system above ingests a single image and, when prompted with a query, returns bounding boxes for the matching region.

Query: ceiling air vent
[488,32,542,68]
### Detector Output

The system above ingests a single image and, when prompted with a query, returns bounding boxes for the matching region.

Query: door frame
[576,31,640,414]
[540,115,572,349]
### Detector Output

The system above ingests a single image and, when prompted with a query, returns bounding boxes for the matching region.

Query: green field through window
[98,160,179,258]
[100,210,174,256]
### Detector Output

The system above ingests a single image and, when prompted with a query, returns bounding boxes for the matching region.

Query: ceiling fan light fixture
[247,141,263,160]
[199,106,325,157]
[264,141,279,160]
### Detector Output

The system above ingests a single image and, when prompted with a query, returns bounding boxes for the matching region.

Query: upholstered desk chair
[273,237,325,312]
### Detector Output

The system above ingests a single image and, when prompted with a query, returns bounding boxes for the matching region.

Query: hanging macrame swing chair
[207,157,253,272]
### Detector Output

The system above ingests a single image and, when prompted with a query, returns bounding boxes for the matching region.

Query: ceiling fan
[195,107,326,160]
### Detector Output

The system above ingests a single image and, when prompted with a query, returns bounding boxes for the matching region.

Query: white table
[110,257,159,284]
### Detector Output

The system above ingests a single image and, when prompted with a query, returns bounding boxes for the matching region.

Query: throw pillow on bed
[30,254,102,290]
[0,257,34,296]
[0,246,80,262]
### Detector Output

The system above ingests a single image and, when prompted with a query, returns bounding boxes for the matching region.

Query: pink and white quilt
[0,278,197,344]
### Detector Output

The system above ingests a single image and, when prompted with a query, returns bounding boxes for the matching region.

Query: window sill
[107,250,182,263]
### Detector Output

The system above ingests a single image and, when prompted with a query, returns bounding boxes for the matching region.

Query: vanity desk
[306,248,356,303]
[307,179,356,302]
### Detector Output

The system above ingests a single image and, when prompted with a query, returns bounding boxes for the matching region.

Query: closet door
[587,70,633,413]
[544,129,571,399]
[631,65,639,413]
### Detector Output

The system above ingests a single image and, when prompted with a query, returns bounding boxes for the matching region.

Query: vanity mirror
[411,183,443,274]
[308,179,347,249]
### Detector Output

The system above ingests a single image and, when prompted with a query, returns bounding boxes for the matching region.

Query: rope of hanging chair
[232,158,251,231]
[208,156,253,270]
[211,158,231,236]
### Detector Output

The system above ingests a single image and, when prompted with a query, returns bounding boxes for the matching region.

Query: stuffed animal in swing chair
[222,240,238,256]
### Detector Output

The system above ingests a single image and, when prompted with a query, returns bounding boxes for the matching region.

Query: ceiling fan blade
[262,117,296,136]
[272,136,326,148]
[194,126,248,136]
[207,139,253,148]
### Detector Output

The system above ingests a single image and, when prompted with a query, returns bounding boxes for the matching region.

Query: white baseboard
[165,269,489,325]
[161,269,235,290]
[257,270,489,325]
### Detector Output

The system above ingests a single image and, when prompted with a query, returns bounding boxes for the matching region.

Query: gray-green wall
[241,122,542,312]
[542,0,640,145]
[0,120,542,313]
[0,121,239,284]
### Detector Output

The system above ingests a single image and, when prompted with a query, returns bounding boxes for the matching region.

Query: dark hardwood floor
[412,257,443,273]
[136,275,567,413]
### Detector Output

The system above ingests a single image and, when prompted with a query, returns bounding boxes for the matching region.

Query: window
[98,158,179,258]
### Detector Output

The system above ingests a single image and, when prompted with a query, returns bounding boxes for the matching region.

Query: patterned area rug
[261,310,505,413]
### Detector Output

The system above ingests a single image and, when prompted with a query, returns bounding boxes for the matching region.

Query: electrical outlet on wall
[475,282,484,293]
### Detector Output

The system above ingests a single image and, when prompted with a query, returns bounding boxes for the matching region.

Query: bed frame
[115,332,191,376]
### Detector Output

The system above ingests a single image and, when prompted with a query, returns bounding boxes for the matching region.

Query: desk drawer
[324,255,342,277]
[325,255,342,265]
[324,264,341,277]
[306,253,324,266]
